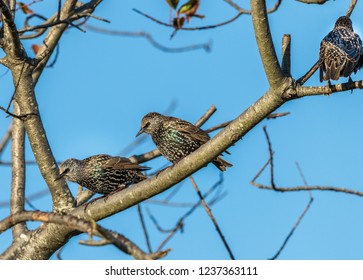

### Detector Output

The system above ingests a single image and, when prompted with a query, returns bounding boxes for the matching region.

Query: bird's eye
[63,167,70,174]
[143,122,150,129]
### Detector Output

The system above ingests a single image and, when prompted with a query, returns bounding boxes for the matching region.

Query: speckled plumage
[57,154,150,194]
[319,16,363,82]
[136,112,232,172]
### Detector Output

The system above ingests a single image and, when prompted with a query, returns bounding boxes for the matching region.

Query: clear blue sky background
[1,0,363,260]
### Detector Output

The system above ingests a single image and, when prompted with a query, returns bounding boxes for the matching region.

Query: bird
[319,16,363,83]
[56,154,150,195]
[176,0,204,22]
[136,112,232,172]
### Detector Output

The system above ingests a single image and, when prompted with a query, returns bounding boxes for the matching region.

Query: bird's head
[55,158,81,183]
[136,112,165,137]
[334,16,353,31]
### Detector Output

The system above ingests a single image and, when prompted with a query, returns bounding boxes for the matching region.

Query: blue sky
[1,0,363,260]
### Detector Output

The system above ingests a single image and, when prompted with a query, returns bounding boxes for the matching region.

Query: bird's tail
[212,156,233,172]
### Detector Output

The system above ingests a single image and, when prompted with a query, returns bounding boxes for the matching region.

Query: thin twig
[296,61,319,86]
[137,204,152,253]
[133,8,244,31]
[262,126,276,189]
[86,24,211,53]
[269,163,314,259]
[149,174,224,251]
[281,34,291,76]
[269,195,314,259]
[250,156,363,197]
[205,121,231,133]
[224,0,282,14]
[189,176,235,260]
[195,105,216,127]
[295,162,308,186]
[0,122,12,156]
[346,0,357,17]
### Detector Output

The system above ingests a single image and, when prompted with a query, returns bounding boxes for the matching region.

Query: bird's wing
[320,31,347,81]
[104,156,150,171]
[173,119,210,144]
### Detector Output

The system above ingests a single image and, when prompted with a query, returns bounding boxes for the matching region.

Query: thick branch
[0,0,23,58]
[250,0,285,89]
[11,63,73,211]
[10,102,27,237]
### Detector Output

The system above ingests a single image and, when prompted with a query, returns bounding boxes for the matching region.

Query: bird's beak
[136,127,144,137]
[54,172,65,182]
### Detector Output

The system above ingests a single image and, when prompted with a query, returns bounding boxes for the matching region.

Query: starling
[136,112,232,172]
[319,16,363,82]
[56,154,150,195]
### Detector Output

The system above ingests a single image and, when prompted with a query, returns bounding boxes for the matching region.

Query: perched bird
[56,154,150,195]
[136,112,232,172]
[176,0,204,22]
[319,16,363,83]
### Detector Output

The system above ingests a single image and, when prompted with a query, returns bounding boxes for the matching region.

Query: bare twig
[46,44,60,68]
[0,0,23,58]
[295,0,327,3]
[291,80,363,98]
[189,176,235,260]
[281,34,291,76]
[137,204,152,253]
[346,0,357,17]
[270,162,314,260]
[224,0,282,14]
[0,189,48,208]
[91,225,170,260]
[262,126,276,189]
[149,174,224,251]
[86,25,211,53]
[269,195,314,259]
[133,8,244,31]
[205,121,231,133]
[250,154,363,197]
[296,61,319,86]
[0,122,12,156]
[195,105,217,127]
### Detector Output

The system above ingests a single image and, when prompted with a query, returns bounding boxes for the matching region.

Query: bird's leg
[348,76,354,93]
[323,80,333,95]
[155,165,172,177]
[83,195,105,212]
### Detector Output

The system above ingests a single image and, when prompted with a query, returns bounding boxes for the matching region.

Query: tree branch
[189,176,235,260]
[0,0,23,58]
[85,25,211,53]
[0,122,12,156]
[0,210,169,260]
[10,102,27,237]
[281,34,291,76]
[250,0,285,89]
[287,80,363,98]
